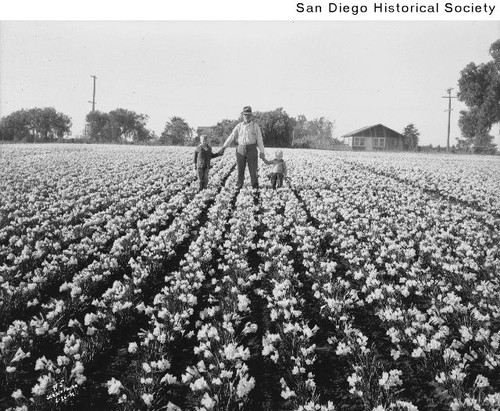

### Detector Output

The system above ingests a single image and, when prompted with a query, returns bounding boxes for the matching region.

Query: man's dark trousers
[236,143,258,189]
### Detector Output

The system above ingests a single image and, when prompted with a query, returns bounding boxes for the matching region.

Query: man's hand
[259,152,266,160]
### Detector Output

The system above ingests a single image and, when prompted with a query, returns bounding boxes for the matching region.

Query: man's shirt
[223,121,265,155]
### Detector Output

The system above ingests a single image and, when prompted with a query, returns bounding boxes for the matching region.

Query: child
[260,150,287,189]
[194,135,224,191]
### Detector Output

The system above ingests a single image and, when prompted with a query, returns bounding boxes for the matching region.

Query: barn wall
[365,137,373,150]
[343,125,405,151]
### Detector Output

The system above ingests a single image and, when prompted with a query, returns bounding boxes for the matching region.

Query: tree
[291,115,339,149]
[211,119,239,146]
[293,114,309,141]
[254,107,295,147]
[457,39,500,154]
[109,108,151,142]
[402,123,420,151]
[0,109,32,141]
[160,117,192,145]
[0,107,71,142]
[85,110,111,142]
[85,108,151,143]
[306,117,335,140]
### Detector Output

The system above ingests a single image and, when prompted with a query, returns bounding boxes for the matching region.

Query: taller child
[221,106,266,189]
[194,134,224,191]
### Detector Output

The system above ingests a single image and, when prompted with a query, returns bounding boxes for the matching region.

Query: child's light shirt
[267,159,287,175]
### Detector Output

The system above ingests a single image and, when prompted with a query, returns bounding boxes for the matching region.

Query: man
[221,106,266,189]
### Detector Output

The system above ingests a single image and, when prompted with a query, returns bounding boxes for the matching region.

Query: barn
[196,126,215,137]
[342,124,405,151]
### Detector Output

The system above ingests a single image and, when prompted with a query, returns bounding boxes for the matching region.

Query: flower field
[1,144,499,411]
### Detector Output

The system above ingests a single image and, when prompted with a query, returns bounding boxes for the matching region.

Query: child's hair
[275,150,283,160]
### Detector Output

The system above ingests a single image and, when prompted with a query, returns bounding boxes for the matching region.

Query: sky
[1,20,499,146]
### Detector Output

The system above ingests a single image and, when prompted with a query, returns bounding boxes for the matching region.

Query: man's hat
[241,106,253,115]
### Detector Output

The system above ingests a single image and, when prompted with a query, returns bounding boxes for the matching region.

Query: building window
[353,137,365,146]
[373,137,385,148]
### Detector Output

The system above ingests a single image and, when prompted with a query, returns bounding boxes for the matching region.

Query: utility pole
[89,75,97,112]
[442,88,457,153]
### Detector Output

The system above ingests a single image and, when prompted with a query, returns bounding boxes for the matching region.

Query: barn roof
[342,124,404,139]
[196,126,214,134]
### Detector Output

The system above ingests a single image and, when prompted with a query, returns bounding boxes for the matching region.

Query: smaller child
[194,135,224,191]
[260,150,287,189]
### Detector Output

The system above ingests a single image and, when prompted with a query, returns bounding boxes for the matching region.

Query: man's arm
[283,161,287,177]
[255,123,265,156]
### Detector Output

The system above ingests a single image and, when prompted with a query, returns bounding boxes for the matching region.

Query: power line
[442,87,457,153]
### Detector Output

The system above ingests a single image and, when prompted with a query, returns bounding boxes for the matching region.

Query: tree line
[0,105,342,149]
[0,107,72,142]
[1,39,498,153]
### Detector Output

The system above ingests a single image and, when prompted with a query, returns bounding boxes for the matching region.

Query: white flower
[336,341,352,356]
[10,348,30,363]
[157,358,171,371]
[166,402,182,411]
[474,374,489,388]
[160,373,178,384]
[31,374,51,396]
[237,294,251,312]
[379,369,403,390]
[57,355,70,366]
[281,386,296,399]
[393,401,418,411]
[459,325,473,343]
[142,393,154,406]
[236,374,255,398]
[71,361,84,376]
[201,392,216,409]
[34,356,47,371]
[128,342,138,353]
[449,366,466,382]
[190,377,208,391]
[390,349,401,360]
[220,369,233,379]
[106,378,124,395]
[11,389,24,400]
